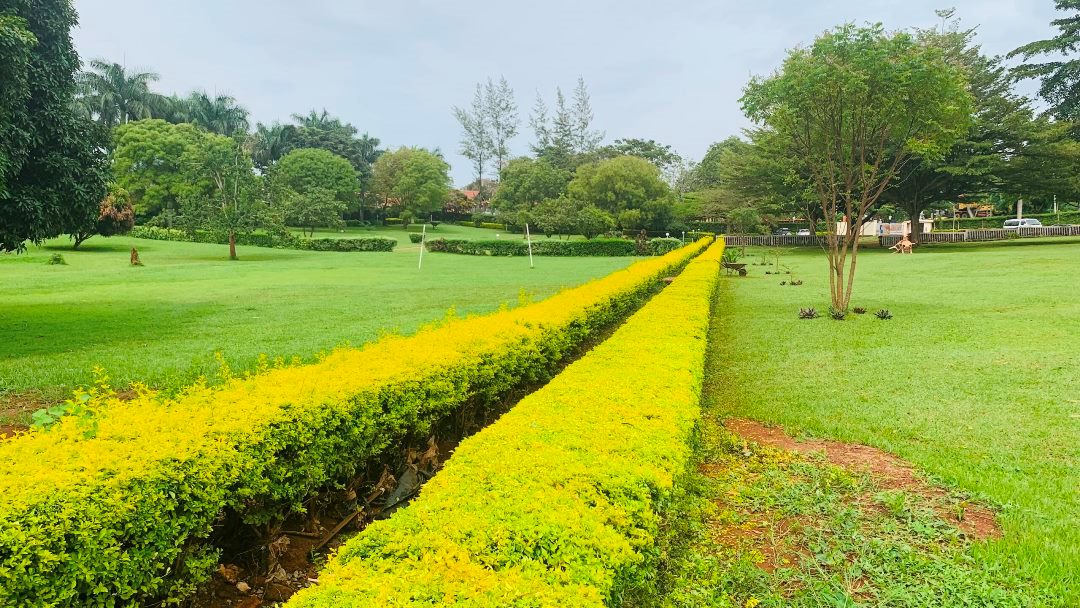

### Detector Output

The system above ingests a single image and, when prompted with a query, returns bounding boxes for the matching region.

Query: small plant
[853,307,867,314]
[780,281,787,286]
[875,308,893,320]
[47,253,67,265]
[790,280,803,286]
[799,307,819,319]
[721,247,745,265]
[829,306,847,320]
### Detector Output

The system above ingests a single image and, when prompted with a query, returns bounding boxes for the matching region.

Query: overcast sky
[71,1,1059,185]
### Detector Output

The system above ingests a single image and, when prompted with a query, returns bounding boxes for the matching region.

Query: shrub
[408,233,424,243]
[46,253,66,265]
[287,241,725,608]
[296,238,396,252]
[799,307,819,319]
[853,307,867,314]
[875,308,893,320]
[384,217,402,225]
[425,238,641,257]
[0,239,712,607]
[648,237,682,255]
[829,307,847,321]
[130,226,396,253]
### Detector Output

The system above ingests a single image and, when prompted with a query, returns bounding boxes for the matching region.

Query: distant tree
[71,186,136,248]
[0,0,110,252]
[75,59,159,128]
[532,196,579,238]
[617,208,645,230]
[150,93,193,124]
[570,77,604,153]
[1009,1,1080,121]
[113,119,210,217]
[271,148,357,235]
[453,84,492,198]
[728,207,763,234]
[249,122,297,171]
[186,91,249,135]
[599,138,682,175]
[283,110,382,211]
[179,134,269,260]
[742,23,971,311]
[567,156,672,228]
[529,91,552,153]
[484,76,519,173]
[492,157,570,213]
[371,147,451,219]
[577,205,615,238]
[530,79,604,169]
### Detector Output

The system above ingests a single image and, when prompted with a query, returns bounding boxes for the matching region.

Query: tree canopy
[371,147,451,218]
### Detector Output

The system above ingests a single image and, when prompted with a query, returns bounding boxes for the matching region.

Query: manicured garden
[0,235,638,414]
[696,238,1080,605]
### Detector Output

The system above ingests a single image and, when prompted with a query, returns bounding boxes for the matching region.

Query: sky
[71,0,1060,186]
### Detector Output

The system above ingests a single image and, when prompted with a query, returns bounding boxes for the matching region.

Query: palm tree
[75,59,160,127]
[291,108,348,132]
[187,91,250,135]
[249,122,296,170]
[150,94,192,124]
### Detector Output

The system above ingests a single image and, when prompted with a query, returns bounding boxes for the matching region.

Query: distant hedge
[425,237,690,257]
[933,211,1080,230]
[129,226,395,252]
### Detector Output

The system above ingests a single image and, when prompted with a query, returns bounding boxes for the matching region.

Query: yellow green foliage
[0,239,710,608]
[287,240,725,607]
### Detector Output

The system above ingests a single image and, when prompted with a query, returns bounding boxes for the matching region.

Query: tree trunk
[229,232,238,260]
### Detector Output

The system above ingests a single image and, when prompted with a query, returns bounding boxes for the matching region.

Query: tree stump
[130,247,144,266]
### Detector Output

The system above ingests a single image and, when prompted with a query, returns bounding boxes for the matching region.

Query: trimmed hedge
[426,238,667,257]
[0,239,711,607]
[129,226,396,252]
[932,211,1080,230]
[288,240,725,607]
[408,233,424,243]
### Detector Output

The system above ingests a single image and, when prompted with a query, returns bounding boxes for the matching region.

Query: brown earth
[724,418,1001,541]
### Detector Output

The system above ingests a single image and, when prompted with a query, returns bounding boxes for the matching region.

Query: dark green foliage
[426,238,642,257]
[875,308,893,320]
[648,237,683,255]
[129,225,395,252]
[408,232,424,243]
[0,0,109,252]
[46,253,65,265]
[1010,1,1080,121]
[799,307,819,319]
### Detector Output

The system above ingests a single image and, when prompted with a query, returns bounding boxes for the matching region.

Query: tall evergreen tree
[1010,1,1080,121]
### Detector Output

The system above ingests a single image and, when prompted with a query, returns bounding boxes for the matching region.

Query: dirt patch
[0,391,48,438]
[724,418,1001,541]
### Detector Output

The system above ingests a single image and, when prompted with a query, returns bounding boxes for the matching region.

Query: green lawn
[0,235,636,412]
[701,237,1080,604]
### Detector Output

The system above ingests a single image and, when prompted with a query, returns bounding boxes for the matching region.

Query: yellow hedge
[287,240,725,607]
[0,239,709,608]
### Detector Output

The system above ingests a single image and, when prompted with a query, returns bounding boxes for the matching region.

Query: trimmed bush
[288,240,725,607]
[648,237,682,255]
[427,238,643,257]
[408,233,424,243]
[0,239,711,607]
[129,226,396,253]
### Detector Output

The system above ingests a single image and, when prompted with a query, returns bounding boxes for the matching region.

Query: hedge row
[129,226,396,252]
[0,239,711,608]
[288,240,725,607]
[426,237,685,257]
[932,211,1080,230]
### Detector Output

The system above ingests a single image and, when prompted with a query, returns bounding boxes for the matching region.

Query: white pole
[418,223,427,271]
[525,223,535,269]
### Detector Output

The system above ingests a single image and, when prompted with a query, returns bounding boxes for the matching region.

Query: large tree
[112,119,210,217]
[453,84,492,198]
[270,148,357,235]
[567,155,673,229]
[599,138,682,177]
[484,76,519,174]
[186,91,249,135]
[75,59,159,127]
[371,147,451,219]
[1009,1,1080,121]
[491,157,569,213]
[0,0,109,252]
[742,23,971,311]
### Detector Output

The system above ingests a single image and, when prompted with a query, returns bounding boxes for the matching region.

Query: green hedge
[129,226,396,252]
[0,240,711,607]
[933,211,1080,230]
[287,240,725,607]
[427,238,649,257]
[408,233,424,243]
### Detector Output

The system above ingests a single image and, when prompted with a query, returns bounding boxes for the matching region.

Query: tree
[371,147,451,219]
[529,91,551,153]
[567,156,672,228]
[577,205,615,238]
[453,84,492,198]
[179,133,268,260]
[75,59,159,127]
[570,77,604,153]
[283,110,382,213]
[249,122,297,171]
[530,79,604,169]
[113,119,210,217]
[71,186,136,248]
[491,157,569,213]
[271,148,357,235]
[0,0,110,252]
[599,138,682,177]
[532,197,579,238]
[741,23,971,311]
[1009,1,1080,121]
[484,76,519,173]
[186,91,249,135]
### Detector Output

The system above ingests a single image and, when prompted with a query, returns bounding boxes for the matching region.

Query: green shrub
[648,237,683,255]
[296,238,396,252]
[287,241,725,607]
[130,226,396,252]
[0,240,711,607]
[426,238,641,257]
[408,233,424,243]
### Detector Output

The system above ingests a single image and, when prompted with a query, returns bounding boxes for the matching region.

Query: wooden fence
[723,235,824,247]
[879,225,1080,247]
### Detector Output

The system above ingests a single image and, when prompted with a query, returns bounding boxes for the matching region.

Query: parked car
[1003,218,1042,229]
[796,228,812,236]
[774,228,792,236]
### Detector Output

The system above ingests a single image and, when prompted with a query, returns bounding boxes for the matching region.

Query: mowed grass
[704,238,1080,603]
[0,235,637,409]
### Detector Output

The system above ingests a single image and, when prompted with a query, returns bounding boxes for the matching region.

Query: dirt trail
[725,418,1001,540]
